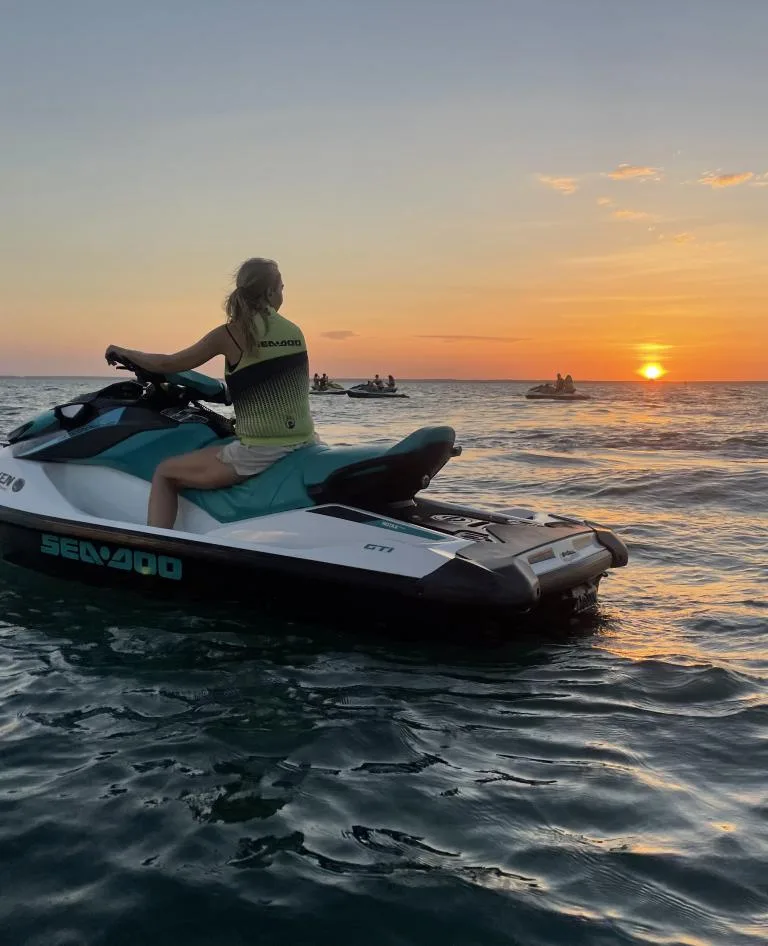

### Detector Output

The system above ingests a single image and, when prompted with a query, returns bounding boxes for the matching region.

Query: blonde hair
[224,257,281,352]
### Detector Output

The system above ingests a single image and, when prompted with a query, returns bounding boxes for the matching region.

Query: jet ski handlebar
[106,354,231,406]
[106,353,158,383]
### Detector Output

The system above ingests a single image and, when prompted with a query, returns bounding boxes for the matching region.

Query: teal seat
[81,424,456,524]
[185,425,457,522]
[182,442,375,522]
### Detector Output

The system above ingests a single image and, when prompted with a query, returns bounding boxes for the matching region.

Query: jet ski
[0,358,627,624]
[526,384,591,401]
[310,381,347,395]
[347,383,408,399]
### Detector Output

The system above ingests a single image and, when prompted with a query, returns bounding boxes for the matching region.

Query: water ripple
[1,379,767,945]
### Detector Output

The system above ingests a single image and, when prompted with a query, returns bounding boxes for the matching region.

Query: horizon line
[1,375,766,384]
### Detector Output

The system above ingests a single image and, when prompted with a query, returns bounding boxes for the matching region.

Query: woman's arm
[105,326,235,373]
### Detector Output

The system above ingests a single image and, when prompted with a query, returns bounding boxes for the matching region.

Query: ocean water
[0,377,766,946]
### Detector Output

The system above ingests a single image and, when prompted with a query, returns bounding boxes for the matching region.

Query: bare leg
[147,471,183,530]
[148,445,243,529]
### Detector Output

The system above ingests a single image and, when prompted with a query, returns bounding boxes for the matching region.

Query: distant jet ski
[347,383,408,399]
[525,384,591,401]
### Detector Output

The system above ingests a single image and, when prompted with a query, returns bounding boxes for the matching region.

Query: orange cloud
[657,231,695,244]
[699,171,754,188]
[416,335,529,343]
[597,197,613,206]
[537,174,578,195]
[612,209,653,221]
[320,330,359,340]
[607,164,661,180]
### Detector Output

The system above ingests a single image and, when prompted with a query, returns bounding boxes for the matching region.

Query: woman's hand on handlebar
[103,346,160,381]
[105,345,129,366]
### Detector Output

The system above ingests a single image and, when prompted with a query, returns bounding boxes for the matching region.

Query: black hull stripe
[0,505,420,593]
[0,507,610,616]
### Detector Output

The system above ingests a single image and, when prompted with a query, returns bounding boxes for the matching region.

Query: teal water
[1,379,767,945]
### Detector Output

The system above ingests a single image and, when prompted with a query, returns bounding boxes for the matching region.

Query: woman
[105,257,315,530]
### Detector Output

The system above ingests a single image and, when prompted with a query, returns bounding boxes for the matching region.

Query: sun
[640,363,665,380]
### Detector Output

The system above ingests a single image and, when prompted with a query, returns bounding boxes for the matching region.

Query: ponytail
[224,257,281,354]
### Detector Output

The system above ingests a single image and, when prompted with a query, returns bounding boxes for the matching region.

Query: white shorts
[217,437,316,478]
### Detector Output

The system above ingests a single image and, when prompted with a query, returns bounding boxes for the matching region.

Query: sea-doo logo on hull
[40,534,182,580]
[259,338,302,348]
[0,471,24,492]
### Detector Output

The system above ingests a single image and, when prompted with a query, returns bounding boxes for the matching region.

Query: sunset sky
[1,0,766,380]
